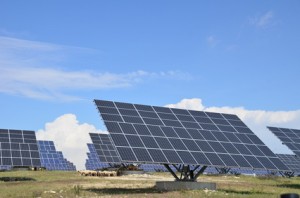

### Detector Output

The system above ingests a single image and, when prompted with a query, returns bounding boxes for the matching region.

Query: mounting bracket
[164,164,207,182]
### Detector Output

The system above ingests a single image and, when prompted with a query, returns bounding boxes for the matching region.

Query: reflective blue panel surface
[93,100,290,171]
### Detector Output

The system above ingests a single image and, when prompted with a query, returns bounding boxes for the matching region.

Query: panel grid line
[268,126,300,157]
[0,129,41,169]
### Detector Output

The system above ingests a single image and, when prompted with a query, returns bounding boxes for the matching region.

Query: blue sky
[1,1,300,169]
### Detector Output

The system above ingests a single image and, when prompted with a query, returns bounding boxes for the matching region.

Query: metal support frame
[164,164,179,180]
[120,163,141,170]
[164,164,207,182]
[215,167,231,174]
[279,171,295,178]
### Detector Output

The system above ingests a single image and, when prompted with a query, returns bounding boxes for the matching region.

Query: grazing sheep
[78,170,117,177]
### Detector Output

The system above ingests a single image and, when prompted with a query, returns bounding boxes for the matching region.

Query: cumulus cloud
[166,98,300,154]
[249,11,274,28]
[36,114,107,170]
[166,98,205,111]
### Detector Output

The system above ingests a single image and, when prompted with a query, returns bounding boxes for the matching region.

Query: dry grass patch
[0,171,300,197]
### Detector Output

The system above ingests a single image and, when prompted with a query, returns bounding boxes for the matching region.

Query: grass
[0,171,299,197]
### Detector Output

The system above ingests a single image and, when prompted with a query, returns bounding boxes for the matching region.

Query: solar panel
[38,141,76,171]
[204,166,270,175]
[94,100,289,172]
[57,151,76,171]
[0,129,41,169]
[85,143,176,172]
[276,154,300,174]
[268,126,300,156]
[85,143,109,170]
[89,133,121,163]
[140,164,167,172]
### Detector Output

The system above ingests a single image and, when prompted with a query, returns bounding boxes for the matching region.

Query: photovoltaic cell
[89,133,120,163]
[191,152,211,165]
[140,136,159,148]
[132,148,153,162]
[38,141,76,171]
[269,157,291,170]
[148,149,168,163]
[182,139,200,151]
[219,154,238,167]
[268,126,300,158]
[0,129,41,169]
[94,100,290,171]
[85,143,109,170]
[276,154,300,174]
[138,111,158,119]
[195,140,215,152]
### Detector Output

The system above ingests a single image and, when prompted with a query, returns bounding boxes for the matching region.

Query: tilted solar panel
[85,143,110,170]
[0,129,41,168]
[57,151,76,171]
[94,100,289,172]
[268,126,300,157]
[276,154,300,174]
[38,140,76,171]
[85,143,171,171]
[89,133,121,163]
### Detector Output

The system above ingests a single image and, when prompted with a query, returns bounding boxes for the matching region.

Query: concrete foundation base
[155,181,216,191]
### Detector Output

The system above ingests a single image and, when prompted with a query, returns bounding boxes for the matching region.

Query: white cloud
[0,36,190,101]
[0,36,60,51]
[166,98,300,154]
[36,114,107,170]
[166,98,205,111]
[250,11,274,28]
[0,66,189,101]
[206,35,219,48]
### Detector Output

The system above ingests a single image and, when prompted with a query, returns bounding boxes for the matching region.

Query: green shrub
[72,184,82,196]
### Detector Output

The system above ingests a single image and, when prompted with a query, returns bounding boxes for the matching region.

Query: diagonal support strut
[164,164,208,182]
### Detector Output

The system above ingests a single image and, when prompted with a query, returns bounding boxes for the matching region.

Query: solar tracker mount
[94,99,290,181]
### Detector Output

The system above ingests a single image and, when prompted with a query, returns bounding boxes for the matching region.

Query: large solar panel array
[85,143,109,170]
[38,141,76,171]
[267,126,300,156]
[276,154,300,174]
[95,100,289,171]
[86,139,277,174]
[0,129,41,169]
[90,133,120,163]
